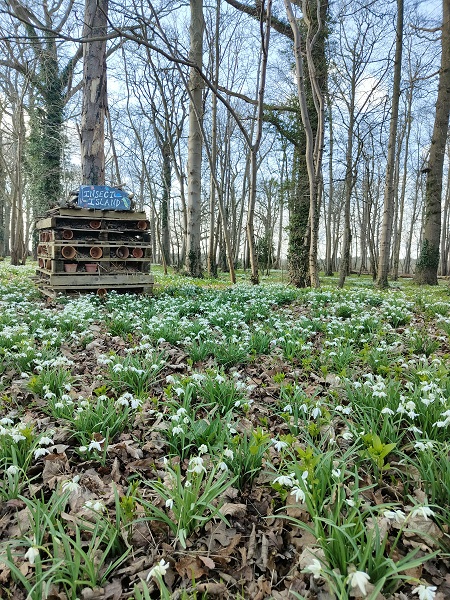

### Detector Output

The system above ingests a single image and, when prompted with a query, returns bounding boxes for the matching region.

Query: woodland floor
[0,264,450,600]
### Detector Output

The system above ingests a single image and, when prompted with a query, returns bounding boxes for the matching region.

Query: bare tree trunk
[207,0,220,277]
[325,93,334,276]
[393,92,413,279]
[10,100,25,266]
[441,145,450,275]
[376,0,403,288]
[185,0,205,277]
[247,0,272,285]
[415,0,450,284]
[161,140,172,266]
[81,0,108,185]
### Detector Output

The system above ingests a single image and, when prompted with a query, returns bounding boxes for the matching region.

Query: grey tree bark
[185,0,205,277]
[414,0,450,285]
[376,0,404,288]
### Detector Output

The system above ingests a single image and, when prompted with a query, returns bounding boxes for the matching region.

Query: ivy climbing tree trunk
[414,0,450,285]
[284,0,327,289]
[81,0,108,185]
[185,0,205,277]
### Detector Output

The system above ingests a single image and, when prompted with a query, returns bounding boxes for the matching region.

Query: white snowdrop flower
[283,404,293,414]
[311,406,321,419]
[39,436,53,446]
[183,417,189,424]
[407,410,419,419]
[157,338,166,345]
[116,396,129,406]
[88,439,105,452]
[271,439,288,452]
[299,403,309,412]
[131,397,142,409]
[347,571,371,597]
[188,456,206,475]
[185,481,192,488]
[408,427,423,434]
[273,475,294,487]
[381,407,394,415]
[223,448,234,460]
[34,447,49,459]
[342,431,353,440]
[215,374,225,383]
[383,509,406,523]
[20,372,29,378]
[24,545,40,565]
[112,363,123,372]
[414,441,433,451]
[345,499,355,507]
[332,469,341,478]
[11,433,26,443]
[174,387,184,396]
[218,461,228,471]
[172,426,183,435]
[412,584,437,600]
[411,506,435,520]
[79,445,87,453]
[62,476,81,492]
[191,373,205,382]
[290,486,306,503]
[405,401,416,411]
[198,444,208,455]
[147,559,170,580]
[303,558,322,579]
[227,424,237,434]
[7,465,19,475]
[165,498,174,509]
[0,418,13,425]
[89,500,105,512]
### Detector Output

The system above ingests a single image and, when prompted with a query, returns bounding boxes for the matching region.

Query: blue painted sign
[77,186,132,211]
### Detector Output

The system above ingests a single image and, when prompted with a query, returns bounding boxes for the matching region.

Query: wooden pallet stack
[35,207,153,298]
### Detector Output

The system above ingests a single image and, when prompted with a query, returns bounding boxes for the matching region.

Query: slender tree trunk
[10,101,25,266]
[338,104,355,288]
[185,0,205,277]
[81,0,108,185]
[161,140,172,266]
[207,0,220,277]
[247,0,272,285]
[376,0,403,287]
[325,94,334,276]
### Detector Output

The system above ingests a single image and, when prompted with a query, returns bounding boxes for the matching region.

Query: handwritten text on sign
[77,186,132,211]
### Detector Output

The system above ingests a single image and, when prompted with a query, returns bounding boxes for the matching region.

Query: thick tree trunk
[185,0,205,277]
[415,0,450,285]
[285,0,326,288]
[81,0,108,186]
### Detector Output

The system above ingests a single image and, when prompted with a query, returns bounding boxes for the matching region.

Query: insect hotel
[35,186,153,298]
